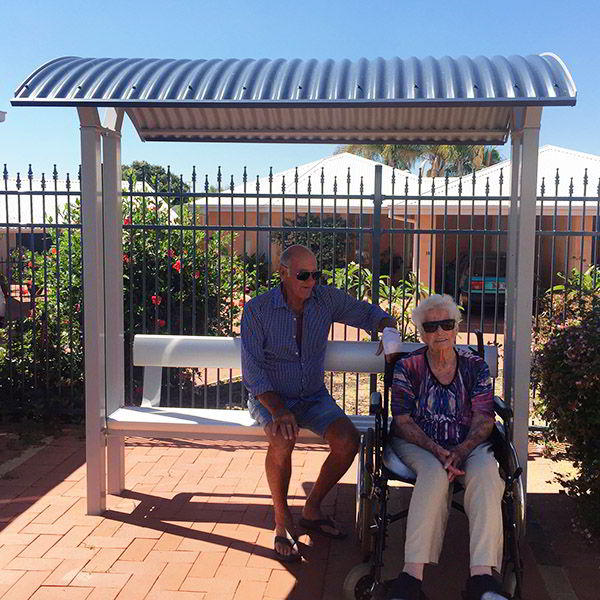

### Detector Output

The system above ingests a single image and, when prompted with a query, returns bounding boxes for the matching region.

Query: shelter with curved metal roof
[11,53,577,515]
[13,54,575,144]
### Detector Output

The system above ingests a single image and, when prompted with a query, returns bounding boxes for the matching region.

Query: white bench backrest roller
[133,335,386,373]
[133,334,498,408]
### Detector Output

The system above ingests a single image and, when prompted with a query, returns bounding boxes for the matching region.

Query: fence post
[370,165,383,394]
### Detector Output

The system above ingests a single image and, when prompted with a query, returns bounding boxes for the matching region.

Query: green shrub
[323,262,430,341]
[531,292,600,534]
[0,191,247,419]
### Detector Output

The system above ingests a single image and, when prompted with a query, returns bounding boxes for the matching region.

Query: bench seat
[103,334,498,496]
[106,406,378,441]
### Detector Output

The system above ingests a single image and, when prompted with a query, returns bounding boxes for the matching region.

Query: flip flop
[298,516,347,539]
[273,531,301,563]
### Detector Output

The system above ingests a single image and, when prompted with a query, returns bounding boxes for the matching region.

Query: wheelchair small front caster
[343,563,375,600]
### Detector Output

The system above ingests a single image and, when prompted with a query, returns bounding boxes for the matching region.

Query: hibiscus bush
[0,191,247,419]
[531,292,600,533]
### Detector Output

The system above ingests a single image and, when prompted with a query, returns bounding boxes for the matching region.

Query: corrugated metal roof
[12,54,576,145]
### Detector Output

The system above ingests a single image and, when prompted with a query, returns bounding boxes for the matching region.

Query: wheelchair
[344,334,525,600]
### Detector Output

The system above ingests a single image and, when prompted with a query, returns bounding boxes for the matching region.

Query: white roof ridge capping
[12,54,576,145]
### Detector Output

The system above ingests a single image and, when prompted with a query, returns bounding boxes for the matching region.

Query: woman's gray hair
[412,294,462,338]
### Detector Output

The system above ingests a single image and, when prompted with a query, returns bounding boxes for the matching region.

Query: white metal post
[503,120,522,409]
[102,109,126,495]
[513,107,542,495]
[78,107,107,515]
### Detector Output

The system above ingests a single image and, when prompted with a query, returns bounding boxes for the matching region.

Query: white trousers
[389,439,504,569]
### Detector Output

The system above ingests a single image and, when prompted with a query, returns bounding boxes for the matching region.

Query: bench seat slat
[107,407,377,439]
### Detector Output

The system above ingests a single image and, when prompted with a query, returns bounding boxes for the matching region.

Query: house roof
[194,145,599,217]
[12,54,576,145]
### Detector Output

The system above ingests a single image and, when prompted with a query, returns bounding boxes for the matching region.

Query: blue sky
[1,0,598,183]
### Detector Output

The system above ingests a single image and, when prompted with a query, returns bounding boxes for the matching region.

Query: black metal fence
[1,162,599,419]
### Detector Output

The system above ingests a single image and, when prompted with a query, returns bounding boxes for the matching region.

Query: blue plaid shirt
[241,285,390,399]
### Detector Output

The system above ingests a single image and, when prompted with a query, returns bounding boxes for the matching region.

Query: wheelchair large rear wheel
[501,476,524,598]
[356,428,375,558]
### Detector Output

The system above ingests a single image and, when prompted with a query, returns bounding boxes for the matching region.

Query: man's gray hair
[280,245,315,266]
[412,294,462,338]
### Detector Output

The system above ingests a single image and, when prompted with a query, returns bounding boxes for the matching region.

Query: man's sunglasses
[281,263,322,281]
[422,319,456,333]
[294,269,322,281]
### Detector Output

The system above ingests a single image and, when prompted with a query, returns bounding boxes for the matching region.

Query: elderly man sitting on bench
[241,245,396,563]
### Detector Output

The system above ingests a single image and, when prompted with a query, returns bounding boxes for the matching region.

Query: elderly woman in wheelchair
[346,294,523,600]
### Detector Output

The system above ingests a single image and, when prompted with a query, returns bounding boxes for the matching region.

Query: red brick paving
[0,432,591,599]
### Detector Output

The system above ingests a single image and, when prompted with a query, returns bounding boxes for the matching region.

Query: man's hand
[376,327,402,360]
[443,445,469,482]
[270,408,299,441]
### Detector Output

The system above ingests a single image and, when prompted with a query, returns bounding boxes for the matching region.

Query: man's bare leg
[265,424,298,557]
[302,416,360,535]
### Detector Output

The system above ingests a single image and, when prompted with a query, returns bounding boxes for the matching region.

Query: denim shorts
[247,389,346,438]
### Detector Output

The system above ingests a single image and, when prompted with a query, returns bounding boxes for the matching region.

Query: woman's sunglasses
[422,319,456,333]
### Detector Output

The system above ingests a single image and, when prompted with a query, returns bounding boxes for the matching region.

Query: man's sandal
[298,516,347,539]
[273,531,301,563]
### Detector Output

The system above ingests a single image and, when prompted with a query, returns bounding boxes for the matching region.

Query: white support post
[78,107,107,515]
[505,107,542,500]
[503,118,522,409]
[102,109,126,495]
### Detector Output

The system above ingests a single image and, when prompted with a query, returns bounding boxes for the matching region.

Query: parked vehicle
[446,252,507,308]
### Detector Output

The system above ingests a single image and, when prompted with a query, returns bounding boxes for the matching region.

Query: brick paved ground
[0,433,591,599]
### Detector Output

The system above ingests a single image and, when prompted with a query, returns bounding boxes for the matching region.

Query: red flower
[123,217,131,225]
[50,247,57,255]
[123,253,130,263]
[151,295,162,306]
[25,280,32,286]
[172,260,181,273]
[27,261,33,268]
[157,319,166,327]
[167,249,176,258]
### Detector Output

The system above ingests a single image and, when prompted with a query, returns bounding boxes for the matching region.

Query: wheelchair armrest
[494,396,512,422]
[369,391,382,416]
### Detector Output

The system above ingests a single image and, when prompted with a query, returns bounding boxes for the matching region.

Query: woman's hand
[443,445,469,482]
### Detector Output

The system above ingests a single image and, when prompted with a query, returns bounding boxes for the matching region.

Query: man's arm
[377,316,397,331]
[327,286,394,334]
[240,303,298,440]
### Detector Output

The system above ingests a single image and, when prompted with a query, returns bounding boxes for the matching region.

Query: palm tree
[336,144,427,171]
[337,144,502,176]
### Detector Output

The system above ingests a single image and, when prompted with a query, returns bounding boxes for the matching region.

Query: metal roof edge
[11,96,577,108]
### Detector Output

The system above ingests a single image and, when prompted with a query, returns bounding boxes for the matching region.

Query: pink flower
[194,270,200,279]
[151,295,162,306]
[172,260,181,273]
[167,249,176,258]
